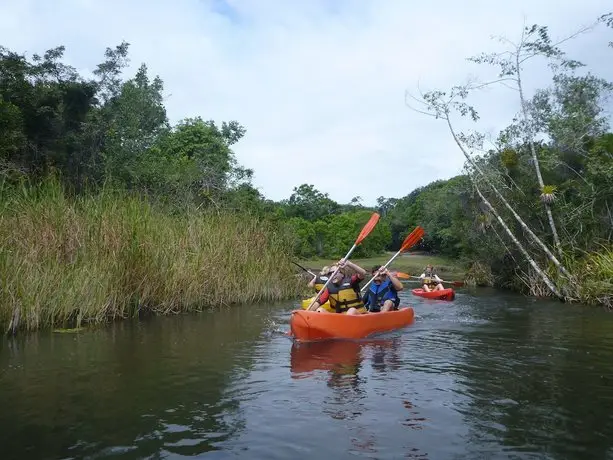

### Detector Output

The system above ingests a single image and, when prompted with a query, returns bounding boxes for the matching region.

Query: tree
[406,83,570,298]
[285,184,341,221]
[0,45,98,185]
[102,63,169,188]
[600,12,613,47]
[465,21,598,257]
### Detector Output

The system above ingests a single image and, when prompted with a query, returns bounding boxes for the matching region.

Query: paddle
[306,212,381,310]
[360,226,425,293]
[409,275,464,287]
[292,261,316,277]
[391,271,410,279]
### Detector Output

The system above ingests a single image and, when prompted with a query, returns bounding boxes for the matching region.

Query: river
[1,287,613,459]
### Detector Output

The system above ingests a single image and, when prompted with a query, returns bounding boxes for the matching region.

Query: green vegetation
[1,11,612,334]
[401,16,613,307]
[0,178,300,333]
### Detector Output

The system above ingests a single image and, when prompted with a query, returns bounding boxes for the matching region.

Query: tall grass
[464,261,493,287]
[575,247,613,310]
[508,247,613,308]
[0,178,302,333]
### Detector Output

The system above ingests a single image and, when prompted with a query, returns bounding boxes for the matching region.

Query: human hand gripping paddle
[306,212,380,311]
[360,226,425,293]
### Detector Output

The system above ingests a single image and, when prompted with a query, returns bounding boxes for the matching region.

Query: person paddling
[363,265,403,312]
[307,258,367,315]
[307,266,331,292]
[418,264,444,292]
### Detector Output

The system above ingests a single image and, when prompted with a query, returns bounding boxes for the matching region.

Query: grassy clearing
[299,252,465,281]
[0,178,303,334]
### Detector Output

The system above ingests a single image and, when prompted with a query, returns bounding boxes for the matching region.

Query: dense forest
[1,12,612,332]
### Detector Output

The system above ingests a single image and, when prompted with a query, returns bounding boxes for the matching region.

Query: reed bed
[575,247,613,310]
[0,179,302,333]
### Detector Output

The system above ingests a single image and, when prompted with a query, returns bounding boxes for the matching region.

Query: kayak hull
[300,297,366,314]
[289,307,415,342]
[411,288,455,301]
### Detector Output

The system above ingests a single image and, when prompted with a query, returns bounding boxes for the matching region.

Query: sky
[1,0,611,206]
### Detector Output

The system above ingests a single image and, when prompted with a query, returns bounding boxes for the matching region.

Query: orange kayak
[411,288,455,301]
[289,307,415,342]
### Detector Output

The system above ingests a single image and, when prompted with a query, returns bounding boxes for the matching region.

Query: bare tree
[471,174,563,298]
[465,20,600,258]
[405,84,575,296]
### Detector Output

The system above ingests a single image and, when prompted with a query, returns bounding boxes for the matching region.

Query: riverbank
[0,179,303,334]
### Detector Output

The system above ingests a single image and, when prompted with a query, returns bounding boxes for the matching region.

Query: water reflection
[289,338,430,458]
[0,306,276,459]
[453,300,613,459]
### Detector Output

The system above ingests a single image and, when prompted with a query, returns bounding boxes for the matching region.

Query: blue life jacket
[365,279,397,310]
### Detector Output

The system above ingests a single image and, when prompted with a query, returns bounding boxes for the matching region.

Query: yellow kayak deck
[300,297,366,314]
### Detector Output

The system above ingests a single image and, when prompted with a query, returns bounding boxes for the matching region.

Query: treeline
[0,42,390,261]
[0,42,259,209]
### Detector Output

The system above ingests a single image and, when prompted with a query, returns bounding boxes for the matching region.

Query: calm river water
[1,287,613,459]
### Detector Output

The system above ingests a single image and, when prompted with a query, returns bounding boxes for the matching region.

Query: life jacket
[313,275,329,292]
[326,276,364,313]
[366,279,396,308]
[423,270,437,286]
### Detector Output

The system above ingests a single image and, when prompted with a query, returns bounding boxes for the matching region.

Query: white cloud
[1,0,611,205]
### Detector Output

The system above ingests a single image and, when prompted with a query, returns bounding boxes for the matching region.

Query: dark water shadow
[0,305,279,460]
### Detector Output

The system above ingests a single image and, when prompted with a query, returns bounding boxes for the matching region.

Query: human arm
[339,258,366,278]
[385,269,404,291]
[308,275,317,288]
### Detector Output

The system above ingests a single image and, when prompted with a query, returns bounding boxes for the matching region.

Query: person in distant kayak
[307,258,367,315]
[308,266,331,292]
[418,264,444,292]
[363,265,403,312]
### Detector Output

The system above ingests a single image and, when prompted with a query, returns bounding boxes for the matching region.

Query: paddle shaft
[292,261,317,277]
[410,275,463,286]
[306,243,358,310]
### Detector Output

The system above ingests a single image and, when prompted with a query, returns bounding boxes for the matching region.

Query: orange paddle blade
[355,212,380,245]
[400,226,425,252]
[392,271,411,279]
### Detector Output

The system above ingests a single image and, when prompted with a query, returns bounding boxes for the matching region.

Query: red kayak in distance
[411,288,455,301]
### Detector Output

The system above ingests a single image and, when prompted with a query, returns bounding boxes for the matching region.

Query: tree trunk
[471,177,563,299]
[516,55,564,259]
[445,116,575,286]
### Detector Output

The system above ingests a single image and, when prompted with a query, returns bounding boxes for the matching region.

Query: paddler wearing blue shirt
[362,265,403,312]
